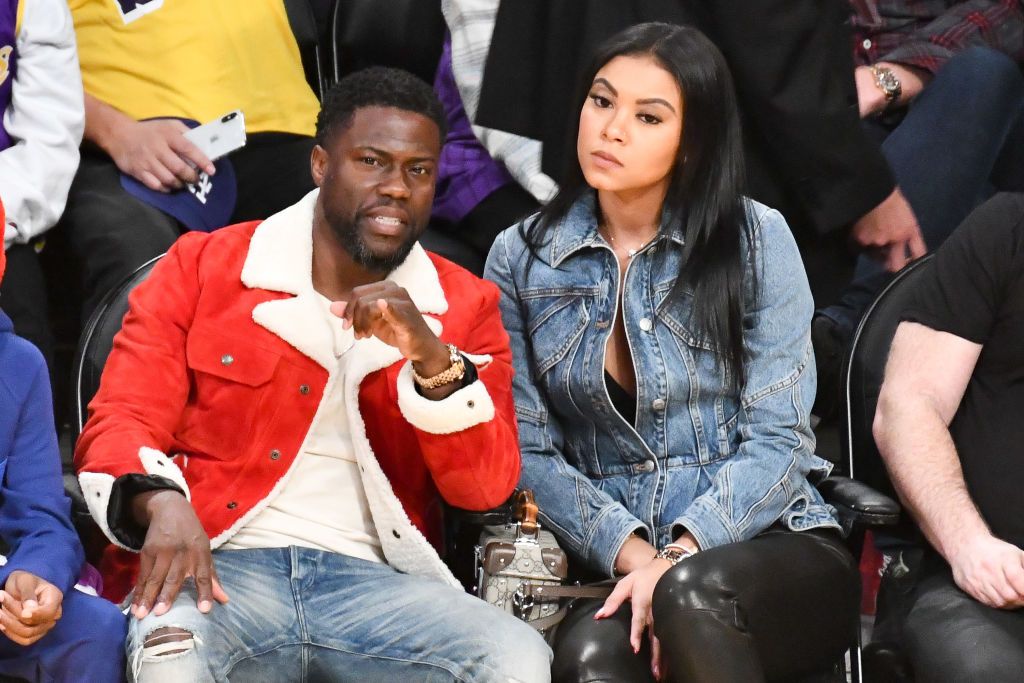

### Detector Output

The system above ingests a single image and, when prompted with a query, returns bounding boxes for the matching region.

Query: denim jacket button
[652,398,666,410]
[639,317,653,332]
[638,460,655,473]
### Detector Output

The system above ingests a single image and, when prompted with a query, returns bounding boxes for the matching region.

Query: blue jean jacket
[484,193,839,577]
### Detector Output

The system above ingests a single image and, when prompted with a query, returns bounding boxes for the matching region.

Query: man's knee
[472,616,552,683]
[129,625,205,683]
[942,46,1023,96]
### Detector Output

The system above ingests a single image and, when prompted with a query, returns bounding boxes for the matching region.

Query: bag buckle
[512,585,535,619]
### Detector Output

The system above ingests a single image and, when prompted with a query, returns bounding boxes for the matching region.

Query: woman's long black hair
[521,22,753,386]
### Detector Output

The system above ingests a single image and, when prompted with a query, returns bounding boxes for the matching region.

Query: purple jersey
[0,0,17,152]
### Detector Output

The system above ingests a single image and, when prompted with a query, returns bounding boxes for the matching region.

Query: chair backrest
[283,0,328,99]
[331,0,446,85]
[841,255,934,497]
[72,256,163,439]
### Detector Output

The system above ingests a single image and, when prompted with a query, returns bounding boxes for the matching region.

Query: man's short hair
[315,66,448,146]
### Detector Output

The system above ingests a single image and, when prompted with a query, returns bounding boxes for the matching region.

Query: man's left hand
[330,282,450,375]
[0,571,64,646]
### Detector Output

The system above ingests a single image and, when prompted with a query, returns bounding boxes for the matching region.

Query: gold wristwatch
[412,343,466,389]
[869,64,902,110]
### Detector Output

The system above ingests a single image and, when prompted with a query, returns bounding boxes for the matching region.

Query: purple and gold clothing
[0,0,21,152]
[432,36,514,225]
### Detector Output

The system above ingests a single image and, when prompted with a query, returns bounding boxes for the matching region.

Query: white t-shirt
[222,294,384,563]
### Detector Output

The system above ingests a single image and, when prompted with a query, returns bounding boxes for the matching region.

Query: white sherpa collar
[239,189,449,370]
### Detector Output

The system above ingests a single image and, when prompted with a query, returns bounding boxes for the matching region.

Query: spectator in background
[814,0,1024,411]
[63,0,321,321]
[423,34,539,275]
[471,0,926,309]
[0,202,126,683]
[0,0,83,370]
[875,194,1024,681]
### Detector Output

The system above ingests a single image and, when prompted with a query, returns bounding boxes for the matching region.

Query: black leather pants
[551,529,859,683]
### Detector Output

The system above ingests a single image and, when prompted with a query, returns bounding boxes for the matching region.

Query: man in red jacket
[74,67,551,683]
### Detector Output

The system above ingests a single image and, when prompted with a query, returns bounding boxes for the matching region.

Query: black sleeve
[903,194,1024,344]
[107,474,185,550]
[703,0,895,234]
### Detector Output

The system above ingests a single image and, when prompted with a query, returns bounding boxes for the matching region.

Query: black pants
[551,529,859,683]
[62,133,316,322]
[903,551,1024,682]
[0,242,52,368]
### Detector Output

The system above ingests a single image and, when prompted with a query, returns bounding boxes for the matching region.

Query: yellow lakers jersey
[69,0,320,136]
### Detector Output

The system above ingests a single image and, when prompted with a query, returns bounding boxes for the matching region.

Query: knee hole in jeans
[142,626,196,659]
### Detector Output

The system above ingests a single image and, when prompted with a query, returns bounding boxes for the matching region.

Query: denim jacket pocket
[523,289,593,379]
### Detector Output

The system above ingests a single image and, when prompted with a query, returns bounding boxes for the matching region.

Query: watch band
[654,543,696,566]
[868,65,902,109]
[412,343,466,389]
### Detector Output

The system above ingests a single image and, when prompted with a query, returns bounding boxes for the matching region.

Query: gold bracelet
[412,343,466,389]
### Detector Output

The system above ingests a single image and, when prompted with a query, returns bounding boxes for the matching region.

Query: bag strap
[515,582,618,633]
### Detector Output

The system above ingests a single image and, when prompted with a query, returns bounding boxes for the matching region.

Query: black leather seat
[840,255,935,682]
[330,0,446,84]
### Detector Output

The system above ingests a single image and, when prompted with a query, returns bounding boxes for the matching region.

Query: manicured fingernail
[199,600,212,613]
[593,608,604,619]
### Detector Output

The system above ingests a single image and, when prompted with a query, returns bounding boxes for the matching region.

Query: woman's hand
[595,557,673,678]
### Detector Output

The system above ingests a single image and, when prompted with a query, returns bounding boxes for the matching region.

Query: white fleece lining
[396,362,495,434]
[138,447,190,500]
[78,472,133,551]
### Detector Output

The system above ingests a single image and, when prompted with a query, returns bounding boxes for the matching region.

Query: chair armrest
[817,475,901,528]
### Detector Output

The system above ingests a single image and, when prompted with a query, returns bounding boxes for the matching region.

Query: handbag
[474,490,614,633]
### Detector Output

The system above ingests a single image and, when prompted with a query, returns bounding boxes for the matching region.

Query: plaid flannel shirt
[850,0,1024,73]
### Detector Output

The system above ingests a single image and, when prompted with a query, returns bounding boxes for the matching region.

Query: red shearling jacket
[74,191,520,601]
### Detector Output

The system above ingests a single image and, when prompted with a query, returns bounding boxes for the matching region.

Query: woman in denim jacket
[485,23,859,682]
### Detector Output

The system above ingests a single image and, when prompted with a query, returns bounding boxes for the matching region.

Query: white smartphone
[184,110,246,161]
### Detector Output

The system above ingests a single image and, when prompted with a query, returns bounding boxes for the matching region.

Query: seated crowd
[0,1,1022,682]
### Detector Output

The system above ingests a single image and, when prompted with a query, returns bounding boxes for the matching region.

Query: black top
[604,371,637,427]
[902,193,1024,549]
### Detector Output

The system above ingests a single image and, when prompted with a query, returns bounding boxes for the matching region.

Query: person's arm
[83,93,214,193]
[332,273,523,511]
[879,0,1024,76]
[1,0,82,249]
[873,323,1024,608]
[673,207,826,550]
[484,228,649,578]
[0,353,82,595]
[74,231,228,617]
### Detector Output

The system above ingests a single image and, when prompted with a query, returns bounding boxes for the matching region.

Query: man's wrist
[410,339,451,377]
[131,489,185,527]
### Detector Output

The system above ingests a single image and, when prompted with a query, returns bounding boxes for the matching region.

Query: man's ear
[311,144,328,187]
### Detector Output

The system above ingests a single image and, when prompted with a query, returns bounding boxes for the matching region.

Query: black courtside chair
[330,0,446,85]
[840,254,935,682]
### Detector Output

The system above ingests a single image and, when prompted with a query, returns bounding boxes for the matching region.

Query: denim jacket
[484,193,840,577]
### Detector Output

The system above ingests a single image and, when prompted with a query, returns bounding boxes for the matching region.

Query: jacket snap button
[227,501,238,509]
[639,318,653,332]
[392,529,401,539]
[640,460,655,473]
[299,384,310,395]
[221,354,234,366]
[467,400,475,409]
[652,398,666,410]
[270,449,281,460]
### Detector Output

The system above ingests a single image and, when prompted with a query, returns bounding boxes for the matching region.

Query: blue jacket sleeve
[0,342,83,594]
[484,228,647,577]
[674,207,833,550]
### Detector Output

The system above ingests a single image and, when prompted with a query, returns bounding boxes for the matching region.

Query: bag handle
[515,490,540,535]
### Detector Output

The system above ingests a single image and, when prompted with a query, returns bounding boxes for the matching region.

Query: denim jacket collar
[547,191,685,268]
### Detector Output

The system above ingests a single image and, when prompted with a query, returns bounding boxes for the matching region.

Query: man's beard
[330,212,419,274]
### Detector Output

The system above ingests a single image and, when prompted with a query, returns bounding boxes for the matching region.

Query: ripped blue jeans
[126,546,551,683]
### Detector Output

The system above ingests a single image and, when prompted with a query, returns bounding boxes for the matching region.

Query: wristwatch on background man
[869,64,902,111]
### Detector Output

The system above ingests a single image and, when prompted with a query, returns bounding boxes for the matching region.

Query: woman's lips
[591,150,623,169]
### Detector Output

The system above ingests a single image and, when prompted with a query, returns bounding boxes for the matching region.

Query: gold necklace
[602,227,656,258]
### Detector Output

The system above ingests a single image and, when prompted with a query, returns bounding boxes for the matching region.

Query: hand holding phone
[184,111,247,162]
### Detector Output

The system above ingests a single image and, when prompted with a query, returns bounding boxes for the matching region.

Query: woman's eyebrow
[636,97,677,114]
[591,77,618,96]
